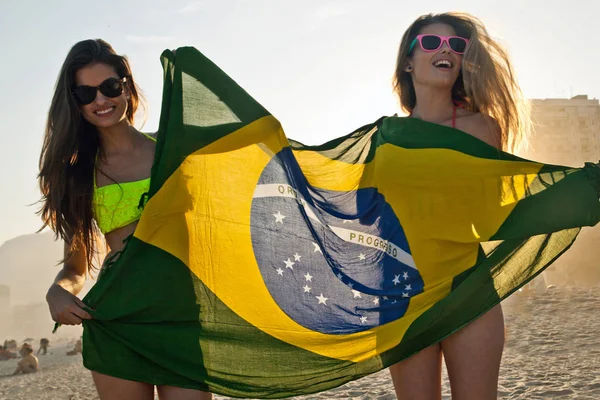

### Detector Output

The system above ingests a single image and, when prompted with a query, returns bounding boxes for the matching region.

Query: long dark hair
[393,12,530,151]
[38,39,145,271]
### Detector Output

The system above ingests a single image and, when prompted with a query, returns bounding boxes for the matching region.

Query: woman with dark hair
[39,39,212,400]
[388,12,530,400]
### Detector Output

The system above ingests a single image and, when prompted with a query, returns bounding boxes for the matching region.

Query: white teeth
[434,60,452,68]
[95,106,115,115]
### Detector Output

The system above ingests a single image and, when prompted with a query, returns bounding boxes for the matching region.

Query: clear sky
[1,0,598,245]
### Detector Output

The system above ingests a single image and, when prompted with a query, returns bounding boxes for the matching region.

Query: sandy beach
[1,287,599,400]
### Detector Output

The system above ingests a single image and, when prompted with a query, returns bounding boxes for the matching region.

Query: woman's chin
[94,119,121,129]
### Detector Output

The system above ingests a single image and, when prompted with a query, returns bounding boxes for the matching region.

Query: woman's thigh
[91,371,155,400]
[441,304,505,400]
[157,385,213,400]
[389,343,443,400]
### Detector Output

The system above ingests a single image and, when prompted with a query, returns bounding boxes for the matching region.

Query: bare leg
[157,385,213,400]
[92,371,155,400]
[441,305,505,400]
[389,343,442,400]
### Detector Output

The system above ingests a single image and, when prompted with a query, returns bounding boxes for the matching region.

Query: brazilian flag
[81,47,600,398]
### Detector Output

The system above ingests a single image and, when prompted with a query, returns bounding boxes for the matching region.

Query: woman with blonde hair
[388,12,529,400]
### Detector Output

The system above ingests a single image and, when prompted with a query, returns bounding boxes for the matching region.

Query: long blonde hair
[393,12,530,151]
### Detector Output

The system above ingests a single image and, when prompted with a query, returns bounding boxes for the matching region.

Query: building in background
[0,285,10,339]
[0,285,9,315]
[521,95,600,290]
[525,95,600,167]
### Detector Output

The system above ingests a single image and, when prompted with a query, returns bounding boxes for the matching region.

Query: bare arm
[49,242,87,295]
[12,359,25,375]
[45,240,92,325]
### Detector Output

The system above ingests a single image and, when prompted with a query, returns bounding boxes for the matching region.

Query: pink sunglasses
[408,34,470,55]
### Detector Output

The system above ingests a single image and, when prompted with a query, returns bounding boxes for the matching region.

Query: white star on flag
[293,253,301,261]
[312,242,322,253]
[284,258,295,269]
[392,274,401,285]
[402,292,409,298]
[405,284,412,291]
[347,282,354,289]
[336,273,343,279]
[273,211,286,224]
[303,285,311,293]
[373,298,380,305]
[403,271,409,280]
[360,316,368,324]
[358,253,366,260]
[316,293,328,305]
[276,268,284,276]
[351,290,362,299]
[304,272,313,282]
[342,220,353,224]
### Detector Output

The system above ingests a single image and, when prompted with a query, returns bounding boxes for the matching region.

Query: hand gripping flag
[80,47,600,398]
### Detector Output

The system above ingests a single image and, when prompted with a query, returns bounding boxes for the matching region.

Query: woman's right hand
[46,284,92,325]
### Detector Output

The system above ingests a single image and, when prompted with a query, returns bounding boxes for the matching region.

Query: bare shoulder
[141,132,158,151]
[456,112,502,150]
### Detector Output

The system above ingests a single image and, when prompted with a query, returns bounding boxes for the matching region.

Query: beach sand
[1,287,599,400]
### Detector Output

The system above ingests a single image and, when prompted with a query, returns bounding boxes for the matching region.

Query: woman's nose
[94,90,109,105]
[440,41,451,53]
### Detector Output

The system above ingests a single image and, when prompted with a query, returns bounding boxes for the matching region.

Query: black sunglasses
[72,77,127,105]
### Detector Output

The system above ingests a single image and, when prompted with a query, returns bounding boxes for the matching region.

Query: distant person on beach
[387,12,531,400]
[0,345,17,361]
[39,39,212,399]
[66,338,82,356]
[12,347,38,375]
[37,338,50,355]
[18,343,32,358]
[4,339,17,352]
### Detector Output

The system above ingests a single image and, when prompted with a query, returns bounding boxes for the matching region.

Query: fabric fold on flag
[80,47,600,398]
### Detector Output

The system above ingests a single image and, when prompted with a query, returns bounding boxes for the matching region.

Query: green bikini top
[93,133,156,235]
